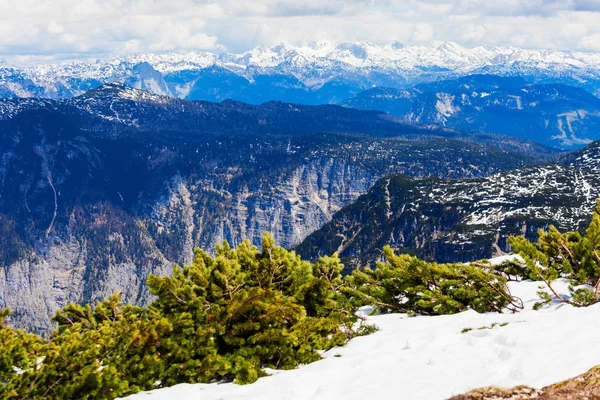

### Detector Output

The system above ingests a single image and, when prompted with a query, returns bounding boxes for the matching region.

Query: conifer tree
[0,309,45,399]
[509,200,600,308]
[145,234,353,385]
[343,246,518,315]
[8,295,172,399]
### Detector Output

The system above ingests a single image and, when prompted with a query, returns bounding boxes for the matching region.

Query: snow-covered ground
[122,278,600,400]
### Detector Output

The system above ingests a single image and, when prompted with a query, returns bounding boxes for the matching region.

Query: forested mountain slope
[0,84,551,333]
[343,75,600,149]
[297,141,600,270]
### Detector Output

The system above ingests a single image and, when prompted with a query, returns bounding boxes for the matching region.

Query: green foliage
[1,233,520,399]
[145,235,352,386]
[0,309,45,399]
[5,296,172,399]
[1,234,360,399]
[509,200,600,308]
[533,287,552,310]
[477,322,509,330]
[491,259,532,281]
[343,246,517,316]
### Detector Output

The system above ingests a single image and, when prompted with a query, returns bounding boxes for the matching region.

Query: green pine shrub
[1,233,520,399]
[488,259,532,281]
[509,200,600,308]
[1,234,362,399]
[343,246,519,315]
[5,297,172,399]
[0,309,46,399]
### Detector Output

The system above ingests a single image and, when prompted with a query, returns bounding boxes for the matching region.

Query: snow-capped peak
[17,41,600,77]
[385,41,405,51]
[307,40,336,51]
[2,41,600,100]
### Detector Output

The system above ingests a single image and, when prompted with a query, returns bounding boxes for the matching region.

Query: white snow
[121,273,600,400]
[63,42,600,78]
[5,41,600,98]
[485,254,523,266]
[435,93,458,120]
[426,164,600,231]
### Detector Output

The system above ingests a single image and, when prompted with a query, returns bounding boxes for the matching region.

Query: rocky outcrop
[449,365,600,400]
[187,158,376,252]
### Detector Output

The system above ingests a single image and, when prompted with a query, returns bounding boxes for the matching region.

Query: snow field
[123,278,600,400]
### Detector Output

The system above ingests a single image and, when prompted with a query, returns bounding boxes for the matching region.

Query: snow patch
[121,279,600,400]
[435,93,458,120]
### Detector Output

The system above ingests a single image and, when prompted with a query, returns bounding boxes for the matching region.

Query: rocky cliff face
[0,85,555,333]
[0,208,173,335]
[174,158,375,252]
[297,142,600,271]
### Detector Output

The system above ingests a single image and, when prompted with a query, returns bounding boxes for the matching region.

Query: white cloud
[47,21,64,34]
[0,0,599,64]
[559,23,588,40]
[60,33,78,45]
[412,23,434,42]
[461,24,486,42]
[120,39,143,55]
[579,33,600,51]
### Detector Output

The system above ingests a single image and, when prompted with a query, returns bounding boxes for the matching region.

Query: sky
[2,0,600,65]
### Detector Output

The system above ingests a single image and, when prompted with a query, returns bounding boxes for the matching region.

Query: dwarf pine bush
[509,200,600,308]
[0,234,361,399]
[343,246,518,315]
[0,233,517,399]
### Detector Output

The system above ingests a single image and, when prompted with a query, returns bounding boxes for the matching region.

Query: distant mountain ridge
[343,75,600,149]
[2,42,600,103]
[0,83,562,159]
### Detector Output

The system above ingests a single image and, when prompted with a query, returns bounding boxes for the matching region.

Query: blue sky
[2,0,600,65]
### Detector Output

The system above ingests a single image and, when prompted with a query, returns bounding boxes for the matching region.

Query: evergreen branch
[535,268,575,307]
[40,376,63,398]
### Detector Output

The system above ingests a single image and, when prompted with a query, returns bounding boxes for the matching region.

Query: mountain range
[343,74,600,149]
[297,141,600,270]
[0,84,552,334]
[3,41,600,104]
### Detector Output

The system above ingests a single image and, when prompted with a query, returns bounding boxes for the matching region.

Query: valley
[0,84,551,333]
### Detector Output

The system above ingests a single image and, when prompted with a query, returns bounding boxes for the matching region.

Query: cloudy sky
[2,0,600,65]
